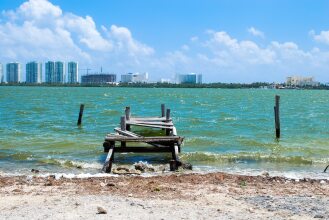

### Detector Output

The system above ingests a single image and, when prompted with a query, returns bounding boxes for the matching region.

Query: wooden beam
[125,122,173,129]
[114,146,172,153]
[105,135,183,143]
[102,146,114,173]
[130,116,171,122]
[126,120,174,126]
[113,128,141,137]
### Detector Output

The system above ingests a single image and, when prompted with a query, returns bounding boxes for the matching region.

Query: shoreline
[1,172,328,219]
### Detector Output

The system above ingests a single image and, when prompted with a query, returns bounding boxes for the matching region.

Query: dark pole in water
[166,109,171,135]
[161,104,166,117]
[274,95,280,138]
[324,165,329,173]
[120,116,126,131]
[166,109,171,122]
[125,106,131,131]
[120,116,126,147]
[77,104,84,126]
[125,106,131,120]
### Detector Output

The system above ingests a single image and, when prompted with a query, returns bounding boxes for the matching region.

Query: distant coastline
[0,82,329,90]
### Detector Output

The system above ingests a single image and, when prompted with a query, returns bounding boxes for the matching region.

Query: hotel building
[6,62,21,83]
[26,61,42,83]
[67,62,78,83]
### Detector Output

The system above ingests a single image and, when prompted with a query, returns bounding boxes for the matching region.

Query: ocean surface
[0,86,329,178]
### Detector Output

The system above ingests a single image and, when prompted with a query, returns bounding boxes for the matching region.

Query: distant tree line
[0,82,328,90]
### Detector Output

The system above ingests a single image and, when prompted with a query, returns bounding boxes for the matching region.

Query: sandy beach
[1,172,328,219]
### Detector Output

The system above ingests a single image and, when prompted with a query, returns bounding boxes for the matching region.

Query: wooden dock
[102,104,184,173]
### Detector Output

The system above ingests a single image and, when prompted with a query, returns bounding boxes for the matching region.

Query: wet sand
[0,172,328,219]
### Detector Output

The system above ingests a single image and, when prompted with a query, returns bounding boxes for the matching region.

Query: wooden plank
[113,128,142,137]
[126,120,174,126]
[114,146,172,153]
[130,116,171,122]
[102,146,114,173]
[126,122,173,129]
[105,135,183,142]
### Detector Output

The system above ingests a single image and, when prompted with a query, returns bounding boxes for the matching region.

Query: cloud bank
[1,0,329,82]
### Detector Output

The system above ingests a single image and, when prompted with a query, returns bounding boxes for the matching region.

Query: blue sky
[1,0,329,82]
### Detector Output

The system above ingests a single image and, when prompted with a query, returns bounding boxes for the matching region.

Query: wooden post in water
[161,104,166,117]
[125,106,131,131]
[166,109,171,135]
[77,104,84,126]
[274,95,280,139]
[120,116,126,147]
[166,108,171,121]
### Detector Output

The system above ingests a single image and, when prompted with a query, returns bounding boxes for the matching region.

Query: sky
[1,0,329,83]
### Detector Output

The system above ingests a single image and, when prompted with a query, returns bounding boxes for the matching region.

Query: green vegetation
[1,82,328,89]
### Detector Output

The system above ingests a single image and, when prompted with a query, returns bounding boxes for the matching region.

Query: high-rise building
[26,61,42,83]
[67,62,78,83]
[0,63,3,83]
[121,72,148,83]
[54,61,65,83]
[81,73,116,84]
[6,62,21,83]
[45,61,55,83]
[286,76,319,87]
[176,73,202,84]
[45,61,65,83]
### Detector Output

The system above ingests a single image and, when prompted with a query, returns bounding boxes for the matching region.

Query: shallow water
[0,86,328,178]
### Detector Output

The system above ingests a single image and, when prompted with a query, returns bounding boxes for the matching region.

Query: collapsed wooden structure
[102,104,184,173]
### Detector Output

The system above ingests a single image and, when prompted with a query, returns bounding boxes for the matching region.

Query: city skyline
[1,0,329,83]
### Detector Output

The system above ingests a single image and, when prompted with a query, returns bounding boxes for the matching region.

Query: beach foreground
[0,172,328,220]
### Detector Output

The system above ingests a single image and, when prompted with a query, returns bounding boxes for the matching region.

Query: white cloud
[1,0,329,83]
[107,25,154,56]
[310,30,329,45]
[247,27,265,38]
[204,31,275,65]
[0,0,153,67]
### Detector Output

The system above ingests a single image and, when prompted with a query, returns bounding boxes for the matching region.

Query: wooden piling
[166,109,171,122]
[166,109,171,135]
[274,95,280,138]
[125,107,131,131]
[120,116,126,147]
[125,106,131,120]
[77,104,84,126]
[161,104,166,117]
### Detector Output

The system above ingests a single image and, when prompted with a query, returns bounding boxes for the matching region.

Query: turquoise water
[0,86,329,177]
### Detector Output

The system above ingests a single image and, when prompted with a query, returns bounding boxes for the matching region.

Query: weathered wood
[166,109,171,122]
[125,107,131,130]
[77,104,84,126]
[125,122,173,129]
[102,145,114,173]
[125,106,131,120]
[274,95,280,138]
[120,116,126,131]
[114,128,141,137]
[126,120,174,126]
[105,135,183,144]
[130,116,170,122]
[113,128,167,148]
[103,141,115,152]
[170,160,177,171]
[165,109,171,135]
[114,146,172,153]
[161,104,165,117]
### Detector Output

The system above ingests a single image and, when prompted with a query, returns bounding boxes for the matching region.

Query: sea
[0,86,329,179]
